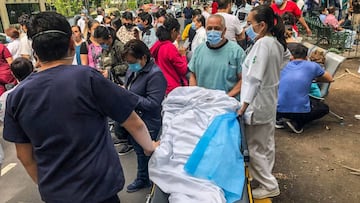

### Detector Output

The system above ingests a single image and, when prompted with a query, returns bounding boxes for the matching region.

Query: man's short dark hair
[27,12,72,62]
[10,58,34,81]
[292,44,308,59]
[218,0,231,10]
[122,11,133,20]
[97,7,104,15]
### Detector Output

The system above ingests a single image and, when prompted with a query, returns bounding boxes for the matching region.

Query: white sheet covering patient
[149,87,240,203]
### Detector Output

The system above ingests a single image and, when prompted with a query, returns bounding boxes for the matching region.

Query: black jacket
[125,59,167,131]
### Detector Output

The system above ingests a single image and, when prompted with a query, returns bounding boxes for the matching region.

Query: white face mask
[275,0,284,6]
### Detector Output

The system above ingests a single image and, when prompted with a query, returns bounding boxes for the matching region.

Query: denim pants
[129,129,159,183]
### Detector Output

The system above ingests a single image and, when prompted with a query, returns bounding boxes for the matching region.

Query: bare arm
[15,143,38,184]
[316,71,334,83]
[5,57,13,65]
[227,73,242,98]
[80,54,88,66]
[189,72,197,86]
[121,111,155,155]
[298,16,312,36]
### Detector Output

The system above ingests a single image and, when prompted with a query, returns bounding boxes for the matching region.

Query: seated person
[276,44,334,134]
[324,6,357,49]
[319,7,328,24]
[308,49,326,97]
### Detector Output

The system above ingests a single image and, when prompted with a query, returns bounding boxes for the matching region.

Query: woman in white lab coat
[237,5,290,199]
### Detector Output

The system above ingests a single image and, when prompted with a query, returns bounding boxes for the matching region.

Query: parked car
[173,3,182,18]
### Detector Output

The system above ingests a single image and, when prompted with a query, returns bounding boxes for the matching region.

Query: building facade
[0,0,46,32]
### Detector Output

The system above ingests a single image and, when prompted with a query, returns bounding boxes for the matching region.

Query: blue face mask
[245,25,258,42]
[128,62,142,72]
[137,24,145,31]
[5,36,12,43]
[100,43,109,50]
[191,22,196,30]
[206,30,222,46]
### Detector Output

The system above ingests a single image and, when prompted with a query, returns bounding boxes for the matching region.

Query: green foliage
[46,0,82,17]
[127,0,138,10]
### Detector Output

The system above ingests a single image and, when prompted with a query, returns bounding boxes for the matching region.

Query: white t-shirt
[217,12,244,41]
[0,85,17,122]
[202,11,210,20]
[95,15,104,24]
[77,18,86,33]
[19,35,34,63]
[6,38,21,59]
[191,27,207,52]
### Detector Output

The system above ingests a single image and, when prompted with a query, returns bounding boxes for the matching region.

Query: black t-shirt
[3,65,139,202]
[80,39,92,55]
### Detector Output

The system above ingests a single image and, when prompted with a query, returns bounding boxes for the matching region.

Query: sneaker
[126,179,151,193]
[111,134,127,145]
[275,119,285,129]
[252,186,280,199]
[118,144,134,156]
[284,120,304,134]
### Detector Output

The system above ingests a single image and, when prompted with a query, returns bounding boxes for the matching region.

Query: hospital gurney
[146,116,254,203]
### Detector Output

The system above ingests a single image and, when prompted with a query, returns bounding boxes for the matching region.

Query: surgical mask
[206,30,222,46]
[137,24,145,31]
[5,36,12,43]
[128,62,142,72]
[191,22,196,30]
[100,44,109,50]
[245,25,258,42]
[275,0,283,6]
[124,23,133,29]
[157,23,163,28]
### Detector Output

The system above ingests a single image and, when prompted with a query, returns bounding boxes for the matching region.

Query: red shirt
[0,44,16,95]
[271,0,302,32]
[212,2,218,14]
[150,40,188,95]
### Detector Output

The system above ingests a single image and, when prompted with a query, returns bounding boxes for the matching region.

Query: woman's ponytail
[272,14,287,51]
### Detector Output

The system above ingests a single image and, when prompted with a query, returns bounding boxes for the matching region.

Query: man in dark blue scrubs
[3,12,156,203]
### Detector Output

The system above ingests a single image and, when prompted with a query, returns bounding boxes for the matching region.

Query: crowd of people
[0,0,346,202]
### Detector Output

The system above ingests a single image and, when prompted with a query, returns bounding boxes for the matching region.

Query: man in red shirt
[271,0,312,36]
[212,0,219,14]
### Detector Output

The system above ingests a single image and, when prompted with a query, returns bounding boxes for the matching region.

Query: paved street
[0,126,150,203]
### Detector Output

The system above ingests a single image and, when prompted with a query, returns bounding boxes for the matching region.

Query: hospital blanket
[149,87,241,203]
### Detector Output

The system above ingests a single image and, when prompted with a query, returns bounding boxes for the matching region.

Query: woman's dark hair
[123,39,151,62]
[94,26,116,40]
[87,19,99,40]
[10,57,34,81]
[111,17,122,31]
[71,25,81,33]
[328,6,336,14]
[27,12,72,62]
[122,11,133,20]
[138,12,152,25]
[282,12,296,26]
[251,5,287,51]
[156,16,180,41]
[194,14,205,27]
[5,27,20,39]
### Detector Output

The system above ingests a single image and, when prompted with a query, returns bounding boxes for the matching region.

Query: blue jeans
[129,129,159,183]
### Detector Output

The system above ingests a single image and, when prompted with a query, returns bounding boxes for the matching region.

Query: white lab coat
[240,36,290,191]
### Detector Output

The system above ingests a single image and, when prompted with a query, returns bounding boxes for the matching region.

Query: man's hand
[178,47,187,56]
[306,27,312,36]
[144,141,160,156]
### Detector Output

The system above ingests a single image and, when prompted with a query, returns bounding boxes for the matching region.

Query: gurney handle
[237,115,250,163]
